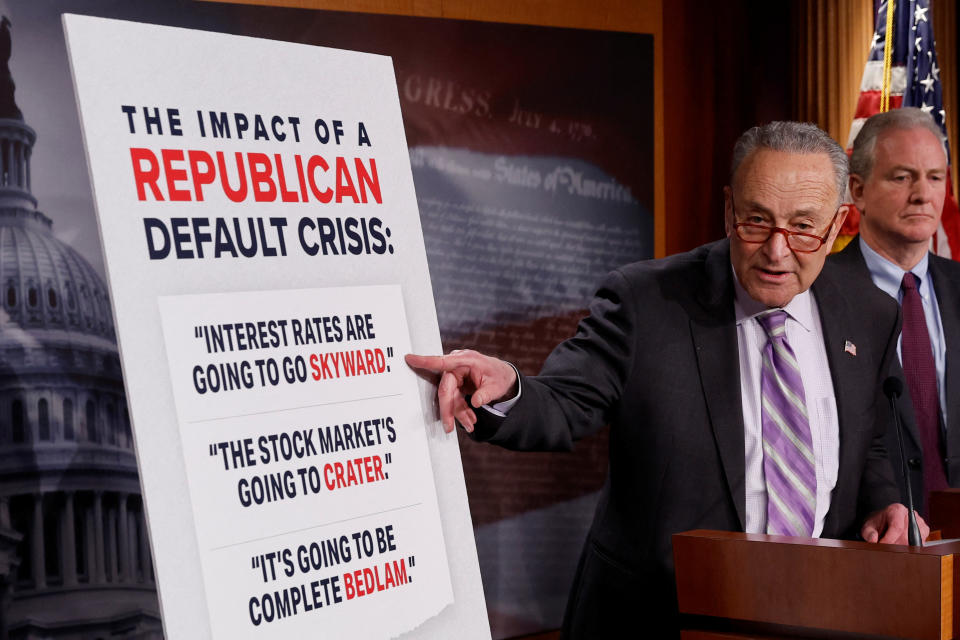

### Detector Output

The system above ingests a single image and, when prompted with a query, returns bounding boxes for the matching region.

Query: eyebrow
[740,201,822,218]
[888,165,947,174]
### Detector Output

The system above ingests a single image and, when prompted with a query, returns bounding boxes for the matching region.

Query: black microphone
[882,375,903,400]
[883,376,922,546]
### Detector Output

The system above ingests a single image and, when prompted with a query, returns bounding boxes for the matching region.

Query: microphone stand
[885,376,922,547]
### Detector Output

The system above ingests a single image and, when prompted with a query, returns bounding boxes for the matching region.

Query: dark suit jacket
[830,237,960,514]
[473,239,901,638]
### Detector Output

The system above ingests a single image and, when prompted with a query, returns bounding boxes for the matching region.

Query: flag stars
[915,5,929,22]
[921,103,934,114]
[932,62,940,81]
[871,31,880,49]
[921,73,936,93]
[916,36,923,52]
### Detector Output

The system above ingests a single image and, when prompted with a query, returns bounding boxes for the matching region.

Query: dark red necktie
[901,272,948,504]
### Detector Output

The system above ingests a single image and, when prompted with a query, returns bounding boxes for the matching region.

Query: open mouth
[756,267,791,281]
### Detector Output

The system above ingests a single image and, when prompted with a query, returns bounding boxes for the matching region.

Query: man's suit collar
[859,235,934,301]
[733,272,817,333]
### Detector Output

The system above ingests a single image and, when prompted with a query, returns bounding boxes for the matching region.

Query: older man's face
[724,149,845,308]
[850,126,947,253]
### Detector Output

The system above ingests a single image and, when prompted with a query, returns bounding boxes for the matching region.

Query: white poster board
[63,14,488,639]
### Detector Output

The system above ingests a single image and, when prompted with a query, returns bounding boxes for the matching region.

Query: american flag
[838,0,960,258]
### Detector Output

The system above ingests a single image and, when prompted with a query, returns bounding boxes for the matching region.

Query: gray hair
[730,121,848,205]
[849,107,946,178]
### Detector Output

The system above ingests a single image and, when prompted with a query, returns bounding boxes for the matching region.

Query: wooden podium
[674,529,960,639]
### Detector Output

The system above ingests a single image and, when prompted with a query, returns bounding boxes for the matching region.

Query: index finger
[406,352,478,374]
[405,353,447,373]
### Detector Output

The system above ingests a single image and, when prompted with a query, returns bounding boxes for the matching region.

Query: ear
[848,174,867,211]
[723,186,734,237]
[826,205,849,247]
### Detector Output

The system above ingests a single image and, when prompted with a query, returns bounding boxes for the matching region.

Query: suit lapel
[812,272,861,534]
[690,240,746,529]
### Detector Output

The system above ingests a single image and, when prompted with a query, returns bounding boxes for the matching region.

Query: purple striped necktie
[757,310,817,537]
[901,272,948,503]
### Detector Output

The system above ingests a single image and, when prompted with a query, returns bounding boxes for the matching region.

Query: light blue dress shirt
[859,236,948,428]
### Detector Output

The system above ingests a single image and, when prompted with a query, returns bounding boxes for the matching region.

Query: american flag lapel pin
[844,340,857,357]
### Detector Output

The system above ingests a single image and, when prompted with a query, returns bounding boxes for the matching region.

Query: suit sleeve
[471,268,638,451]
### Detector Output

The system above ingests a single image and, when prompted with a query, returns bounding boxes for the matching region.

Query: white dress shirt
[734,273,840,537]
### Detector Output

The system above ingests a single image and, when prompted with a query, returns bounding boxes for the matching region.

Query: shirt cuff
[482,362,521,416]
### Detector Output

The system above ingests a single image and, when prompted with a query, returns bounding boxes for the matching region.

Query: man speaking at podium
[407,122,926,637]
